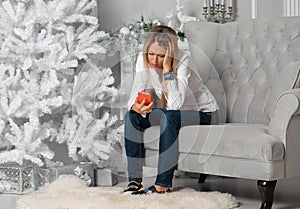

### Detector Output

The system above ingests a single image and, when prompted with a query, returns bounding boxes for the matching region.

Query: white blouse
[127,50,219,112]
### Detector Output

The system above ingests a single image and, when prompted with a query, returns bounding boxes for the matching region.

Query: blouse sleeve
[164,53,190,110]
[127,53,148,110]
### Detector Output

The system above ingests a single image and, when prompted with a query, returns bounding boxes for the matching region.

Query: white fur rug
[17,177,239,209]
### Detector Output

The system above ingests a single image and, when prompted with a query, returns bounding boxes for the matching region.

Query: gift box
[36,162,96,188]
[0,162,96,193]
[0,164,35,194]
[95,167,118,186]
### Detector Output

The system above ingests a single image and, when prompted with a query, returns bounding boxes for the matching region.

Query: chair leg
[257,180,277,209]
[198,174,208,183]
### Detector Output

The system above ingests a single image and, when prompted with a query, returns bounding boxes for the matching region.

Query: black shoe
[123,182,143,193]
[131,185,171,195]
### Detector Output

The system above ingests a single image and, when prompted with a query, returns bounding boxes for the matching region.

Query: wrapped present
[95,167,118,186]
[0,164,35,194]
[36,162,95,188]
[35,167,52,189]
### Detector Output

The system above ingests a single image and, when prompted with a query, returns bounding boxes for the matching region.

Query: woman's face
[147,42,166,69]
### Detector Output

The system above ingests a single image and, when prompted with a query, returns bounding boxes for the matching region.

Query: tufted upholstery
[185,17,300,124]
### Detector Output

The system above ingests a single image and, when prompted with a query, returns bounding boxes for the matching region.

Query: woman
[123,25,219,195]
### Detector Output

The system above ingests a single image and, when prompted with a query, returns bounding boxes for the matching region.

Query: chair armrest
[268,88,300,143]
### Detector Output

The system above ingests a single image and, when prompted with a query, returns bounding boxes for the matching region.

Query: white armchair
[141,17,300,209]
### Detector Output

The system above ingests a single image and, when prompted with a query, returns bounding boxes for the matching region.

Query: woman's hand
[131,98,154,115]
[163,42,173,71]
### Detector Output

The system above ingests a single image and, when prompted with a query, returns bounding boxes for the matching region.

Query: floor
[2,171,300,209]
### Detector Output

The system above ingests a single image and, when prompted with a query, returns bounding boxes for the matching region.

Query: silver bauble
[152,19,161,26]
[130,30,136,36]
[119,26,130,35]
[139,21,146,30]
[128,24,135,31]
[133,33,140,40]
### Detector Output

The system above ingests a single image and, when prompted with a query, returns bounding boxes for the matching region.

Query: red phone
[137,92,153,105]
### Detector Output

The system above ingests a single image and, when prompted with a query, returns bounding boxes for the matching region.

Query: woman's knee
[125,110,140,122]
[164,110,180,120]
[125,110,141,128]
[125,110,151,131]
[160,110,181,129]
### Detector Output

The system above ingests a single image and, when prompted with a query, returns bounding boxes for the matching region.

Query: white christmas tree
[0,0,119,167]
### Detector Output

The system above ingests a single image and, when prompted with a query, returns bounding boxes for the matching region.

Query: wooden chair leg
[198,174,208,183]
[257,180,277,209]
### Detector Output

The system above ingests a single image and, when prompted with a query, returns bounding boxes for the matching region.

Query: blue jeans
[124,108,218,188]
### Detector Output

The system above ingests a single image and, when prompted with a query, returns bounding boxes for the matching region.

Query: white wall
[96,0,299,31]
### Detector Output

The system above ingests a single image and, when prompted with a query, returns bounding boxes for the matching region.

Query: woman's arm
[127,53,148,110]
[163,52,190,110]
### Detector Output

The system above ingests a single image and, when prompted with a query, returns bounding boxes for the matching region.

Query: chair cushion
[144,124,284,162]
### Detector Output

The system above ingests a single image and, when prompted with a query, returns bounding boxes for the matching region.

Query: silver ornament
[152,19,161,26]
[139,21,146,30]
[130,30,136,36]
[119,26,130,35]
[128,24,135,31]
[133,32,140,40]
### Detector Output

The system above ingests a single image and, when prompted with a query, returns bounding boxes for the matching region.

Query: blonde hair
[142,25,179,108]
[142,25,179,73]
